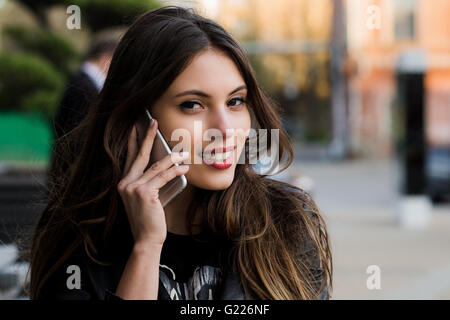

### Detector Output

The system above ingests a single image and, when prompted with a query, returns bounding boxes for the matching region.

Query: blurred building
[208,0,450,158]
[346,0,450,157]
[4,0,447,159]
[213,0,334,144]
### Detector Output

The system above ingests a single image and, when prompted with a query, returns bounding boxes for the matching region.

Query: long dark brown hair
[27,6,332,300]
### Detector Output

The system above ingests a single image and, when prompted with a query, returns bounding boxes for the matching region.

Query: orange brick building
[346,0,450,157]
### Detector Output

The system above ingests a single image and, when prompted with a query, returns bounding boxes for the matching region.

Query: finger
[146,164,189,191]
[127,119,157,181]
[136,151,190,185]
[122,125,138,179]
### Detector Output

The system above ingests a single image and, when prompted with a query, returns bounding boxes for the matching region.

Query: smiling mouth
[198,145,236,168]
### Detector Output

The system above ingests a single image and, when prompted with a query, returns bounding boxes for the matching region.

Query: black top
[47,70,99,188]
[35,186,328,300]
[52,70,98,141]
[36,230,250,300]
[158,230,232,300]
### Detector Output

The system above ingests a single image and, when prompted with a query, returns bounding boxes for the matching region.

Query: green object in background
[0,111,54,167]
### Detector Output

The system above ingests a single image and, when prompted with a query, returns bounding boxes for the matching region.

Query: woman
[27,6,332,300]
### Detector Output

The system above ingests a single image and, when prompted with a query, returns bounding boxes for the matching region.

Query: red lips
[203,145,236,170]
[211,162,232,170]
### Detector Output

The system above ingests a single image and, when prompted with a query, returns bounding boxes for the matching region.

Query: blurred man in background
[48,37,118,187]
[53,38,118,140]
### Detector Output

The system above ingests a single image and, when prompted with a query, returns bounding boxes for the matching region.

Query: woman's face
[151,48,251,190]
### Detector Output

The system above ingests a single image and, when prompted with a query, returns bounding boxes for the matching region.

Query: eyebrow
[174,85,247,98]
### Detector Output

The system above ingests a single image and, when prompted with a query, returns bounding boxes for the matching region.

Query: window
[394,0,416,40]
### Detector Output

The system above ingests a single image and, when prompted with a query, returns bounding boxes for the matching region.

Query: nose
[205,108,233,142]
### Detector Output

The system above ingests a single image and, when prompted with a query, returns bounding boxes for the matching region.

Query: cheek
[162,118,194,153]
[239,108,252,135]
[233,111,251,147]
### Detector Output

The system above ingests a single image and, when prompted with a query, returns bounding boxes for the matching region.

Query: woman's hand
[117,119,190,246]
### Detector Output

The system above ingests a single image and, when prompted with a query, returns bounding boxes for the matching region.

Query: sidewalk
[288,158,450,299]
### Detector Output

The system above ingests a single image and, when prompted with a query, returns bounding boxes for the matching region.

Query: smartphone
[135,108,187,207]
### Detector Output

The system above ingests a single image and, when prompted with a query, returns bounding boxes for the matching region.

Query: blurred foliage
[0,0,162,118]
[21,90,63,116]
[16,0,160,30]
[0,53,66,117]
[13,0,62,27]
[3,25,80,73]
[69,0,161,32]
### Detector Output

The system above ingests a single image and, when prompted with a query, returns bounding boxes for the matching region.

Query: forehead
[166,48,245,97]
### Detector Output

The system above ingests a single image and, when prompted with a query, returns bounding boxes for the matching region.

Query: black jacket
[37,241,328,301]
[36,246,257,300]
[36,187,329,300]
[47,70,99,190]
[52,70,99,141]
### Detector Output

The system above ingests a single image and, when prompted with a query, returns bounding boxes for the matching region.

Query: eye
[178,100,203,111]
[228,97,247,108]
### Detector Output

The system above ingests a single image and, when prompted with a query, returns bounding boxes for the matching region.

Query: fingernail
[149,119,155,127]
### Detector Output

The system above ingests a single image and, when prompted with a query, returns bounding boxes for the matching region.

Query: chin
[186,166,236,190]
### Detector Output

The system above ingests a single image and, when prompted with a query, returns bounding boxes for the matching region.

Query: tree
[0,0,161,118]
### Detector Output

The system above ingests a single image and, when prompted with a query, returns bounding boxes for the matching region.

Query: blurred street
[289,157,450,299]
[1,0,450,301]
